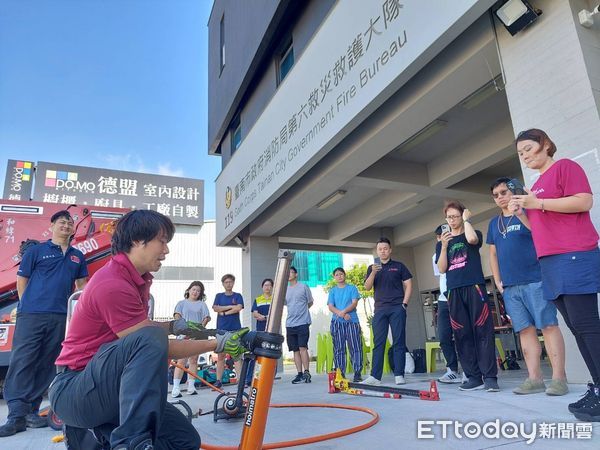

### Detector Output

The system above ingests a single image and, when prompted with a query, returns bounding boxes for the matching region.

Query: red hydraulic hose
[171,362,380,449]
[201,403,379,450]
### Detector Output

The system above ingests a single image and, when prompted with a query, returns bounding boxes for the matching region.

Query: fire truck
[0,199,127,395]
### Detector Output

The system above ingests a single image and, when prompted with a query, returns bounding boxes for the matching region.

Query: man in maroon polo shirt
[49,210,249,450]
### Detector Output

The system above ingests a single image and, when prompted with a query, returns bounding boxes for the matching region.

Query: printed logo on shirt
[448,242,467,271]
[532,187,544,195]
[70,255,81,264]
[506,224,521,233]
[42,254,59,260]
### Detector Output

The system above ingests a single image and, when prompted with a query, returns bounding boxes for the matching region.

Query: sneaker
[213,380,223,389]
[0,419,27,437]
[187,383,197,395]
[395,375,406,385]
[25,413,47,428]
[353,372,363,383]
[438,370,462,384]
[484,377,500,392]
[546,379,568,396]
[361,376,381,386]
[513,378,546,395]
[569,383,595,413]
[459,377,484,391]
[303,370,312,383]
[171,386,182,398]
[573,386,600,422]
[291,373,304,384]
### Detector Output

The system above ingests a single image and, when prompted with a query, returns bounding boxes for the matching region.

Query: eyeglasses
[445,215,461,220]
[492,189,510,199]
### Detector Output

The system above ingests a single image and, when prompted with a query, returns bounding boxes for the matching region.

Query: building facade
[208,0,600,382]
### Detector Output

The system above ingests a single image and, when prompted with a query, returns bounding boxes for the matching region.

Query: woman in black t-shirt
[436,200,498,392]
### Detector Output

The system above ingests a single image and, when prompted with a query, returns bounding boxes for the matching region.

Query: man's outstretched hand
[170,319,217,339]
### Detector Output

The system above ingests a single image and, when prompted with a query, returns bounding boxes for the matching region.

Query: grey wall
[209,0,336,165]
[208,0,281,155]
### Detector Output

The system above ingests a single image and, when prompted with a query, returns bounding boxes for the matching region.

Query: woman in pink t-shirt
[510,128,600,422]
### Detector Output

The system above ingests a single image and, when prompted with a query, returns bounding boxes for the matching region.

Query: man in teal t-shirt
[328,267,363,382]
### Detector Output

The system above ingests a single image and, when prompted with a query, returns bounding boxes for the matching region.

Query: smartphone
[507,178,526,195]
[374,257,381,265]
[441,224,450,234]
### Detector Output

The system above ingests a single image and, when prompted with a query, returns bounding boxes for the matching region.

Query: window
[277,40,294,85]
[219,15,225,73]
[230,114,241,153]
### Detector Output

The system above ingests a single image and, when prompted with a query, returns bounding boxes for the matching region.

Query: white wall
[150,220,244,322]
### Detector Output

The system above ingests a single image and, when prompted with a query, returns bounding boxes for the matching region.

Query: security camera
[579,5,600,28]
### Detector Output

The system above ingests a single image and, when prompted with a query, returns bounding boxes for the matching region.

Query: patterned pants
[330,320,363,374]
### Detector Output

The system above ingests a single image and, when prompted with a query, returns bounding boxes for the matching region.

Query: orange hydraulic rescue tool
[237,250,293,450]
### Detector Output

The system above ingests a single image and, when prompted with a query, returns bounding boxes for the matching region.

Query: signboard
[215,0,494,244]
[3,160,35,201]
[32,161,204,225]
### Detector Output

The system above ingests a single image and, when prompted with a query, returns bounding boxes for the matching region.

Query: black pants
[448,285,497,380]
[437,300,458,372]
[49,327,200,450]
[554,294,600,384]
[371,307,406,379]
[4,312,66,420]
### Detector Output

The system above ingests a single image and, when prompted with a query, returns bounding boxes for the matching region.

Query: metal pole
[238,249,293,450]
[265,249,293,334]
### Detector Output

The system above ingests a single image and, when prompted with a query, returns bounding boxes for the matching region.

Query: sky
[0,0,220,219]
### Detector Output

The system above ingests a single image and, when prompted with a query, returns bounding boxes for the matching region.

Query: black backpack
[412,348,426,373]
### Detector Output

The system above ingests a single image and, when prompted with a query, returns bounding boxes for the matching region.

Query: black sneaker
[303,370,312,383]
[213,380,223,389]
[569,383,595,413]
[353,372,363,383]
[25,413,48,428]
[459,377,485,391]
[0,419,27,437]
[484,378,500,392]
[573,386,600,422]
[291,373,304,384]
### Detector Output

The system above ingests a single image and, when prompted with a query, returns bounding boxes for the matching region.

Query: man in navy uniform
[0,210,88,437]
[362,237,413,386]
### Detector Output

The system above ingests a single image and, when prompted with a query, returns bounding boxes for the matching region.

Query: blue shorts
[503,281,558,332]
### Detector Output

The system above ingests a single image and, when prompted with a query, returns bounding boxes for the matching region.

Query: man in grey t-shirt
[285,266,314,384]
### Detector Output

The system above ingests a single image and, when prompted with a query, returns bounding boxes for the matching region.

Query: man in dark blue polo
[0,210,88,437]
[363,237,413,386]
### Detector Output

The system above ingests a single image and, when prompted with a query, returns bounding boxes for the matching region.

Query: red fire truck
[0,200,127,395]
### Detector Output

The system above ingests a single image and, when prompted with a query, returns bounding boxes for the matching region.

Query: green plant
[323,263,373,324]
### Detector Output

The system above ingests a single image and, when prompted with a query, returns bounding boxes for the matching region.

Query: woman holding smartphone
[436,200,498,392]
[510,128,600,421]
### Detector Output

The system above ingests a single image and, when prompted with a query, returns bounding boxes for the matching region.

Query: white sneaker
[395,375,406,385]
[438,369,462,384]
[361,376,381,386]
[171,386,182,398]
